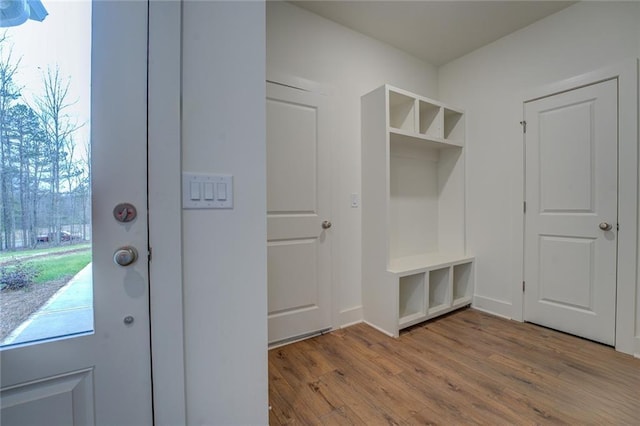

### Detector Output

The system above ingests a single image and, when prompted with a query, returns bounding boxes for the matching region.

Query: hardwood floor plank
[411,324,593,423]
[402,328,572,424]
[317,369,405,425]
[270,348,357,421]
[318,405,365,426]
[268,308,640,425]
[269,356,335,424]
[373,336,509,407]
[439,312,640,419]
[311,338,426,422]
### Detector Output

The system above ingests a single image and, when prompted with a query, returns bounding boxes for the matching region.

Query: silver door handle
[114,246,138,266]
[599,222,612,231]
[322,220,332,229]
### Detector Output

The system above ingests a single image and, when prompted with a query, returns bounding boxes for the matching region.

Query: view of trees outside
[0,3,93,345]
[0,32,90,250]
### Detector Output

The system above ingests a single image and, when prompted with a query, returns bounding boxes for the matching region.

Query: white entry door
[0,2,153,424]
[524,79,618,345]
[266,81,332,345]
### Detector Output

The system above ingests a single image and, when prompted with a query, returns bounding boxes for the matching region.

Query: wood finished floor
[268,308,640,425]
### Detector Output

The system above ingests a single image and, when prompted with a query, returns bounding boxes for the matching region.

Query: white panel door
[266,82,332,345]
[524,79,617,345]
[1,2,152,424]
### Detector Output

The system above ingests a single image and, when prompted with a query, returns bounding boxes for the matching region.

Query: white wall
[173,3,640,422]
[267,1,438,325]
[438,2,640,340]
[181,2,268,424]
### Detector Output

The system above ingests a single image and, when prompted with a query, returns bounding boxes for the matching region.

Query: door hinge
[148,246,152,262]
[522,281,526,292]
[520,120,527,134]
[523,201,526,213]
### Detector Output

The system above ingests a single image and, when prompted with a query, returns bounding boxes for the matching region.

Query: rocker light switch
[217,183,227,201]
[183,173,233,209]
[204,183,215,200]
[190,182,201,200]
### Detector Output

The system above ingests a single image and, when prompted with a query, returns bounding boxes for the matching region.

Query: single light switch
[204,183,214,200]
[217,183,227,201]
[190,181,201,200]
[351,193,359,208]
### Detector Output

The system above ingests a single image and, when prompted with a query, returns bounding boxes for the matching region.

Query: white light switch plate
[350,193,359,208]
[183,172,233,209]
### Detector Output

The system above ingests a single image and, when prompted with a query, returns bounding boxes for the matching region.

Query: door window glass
[0,1,92,347]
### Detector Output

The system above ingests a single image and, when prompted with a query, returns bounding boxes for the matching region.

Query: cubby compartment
[419,100,442,138]
[444,108,464,142]
[388,91,416,131]
[399,273,426,323]
[428,267,450,314]
[453,262,473,305]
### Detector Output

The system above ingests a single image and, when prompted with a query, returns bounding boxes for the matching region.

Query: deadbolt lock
[113,203,137,223]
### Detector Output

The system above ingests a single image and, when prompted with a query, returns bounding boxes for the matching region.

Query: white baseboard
[362,320,396,338]
[339,306,363,328]
[634,336,640,359]
[472,295,512,319]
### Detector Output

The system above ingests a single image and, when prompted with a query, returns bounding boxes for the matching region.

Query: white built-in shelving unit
[362,84,474,337]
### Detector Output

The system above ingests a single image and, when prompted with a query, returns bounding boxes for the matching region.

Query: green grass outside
[26,251,92,284]
[0,243,91,261]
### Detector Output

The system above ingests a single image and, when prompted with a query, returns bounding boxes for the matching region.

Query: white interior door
[1,2,152,424]
[266,82,332,345]
[524,79,618,345]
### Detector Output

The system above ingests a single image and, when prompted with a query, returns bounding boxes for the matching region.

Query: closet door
[266,82,332,345]
[524,79,617,345]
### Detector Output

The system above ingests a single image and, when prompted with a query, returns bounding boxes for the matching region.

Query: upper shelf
[387,85,465,146]
[389,128,463,150]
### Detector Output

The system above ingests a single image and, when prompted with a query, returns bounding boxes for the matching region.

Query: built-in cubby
[419,100,441,137]
[389,91,415,131]
[390,259,473,333]
[428,267,450,314]
[362,84,474,337]
[444,108,464,142]
[453,262,473,305]
[399,273,426,324]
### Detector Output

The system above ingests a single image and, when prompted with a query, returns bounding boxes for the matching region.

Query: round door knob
[599,222,613,231]
[114,246,138,266]
[322,220,332,230]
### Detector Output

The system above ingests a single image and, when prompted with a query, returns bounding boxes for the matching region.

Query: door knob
[322,220,332,230]
[113,246,138,266]
[599,222,613,231]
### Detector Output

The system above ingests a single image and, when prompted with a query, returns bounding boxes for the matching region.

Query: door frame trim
[267,71,334,96]
[517,58,639,355]
[148,0,187,423]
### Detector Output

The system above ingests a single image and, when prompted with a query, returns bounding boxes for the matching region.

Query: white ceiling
[290,1,576,66]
